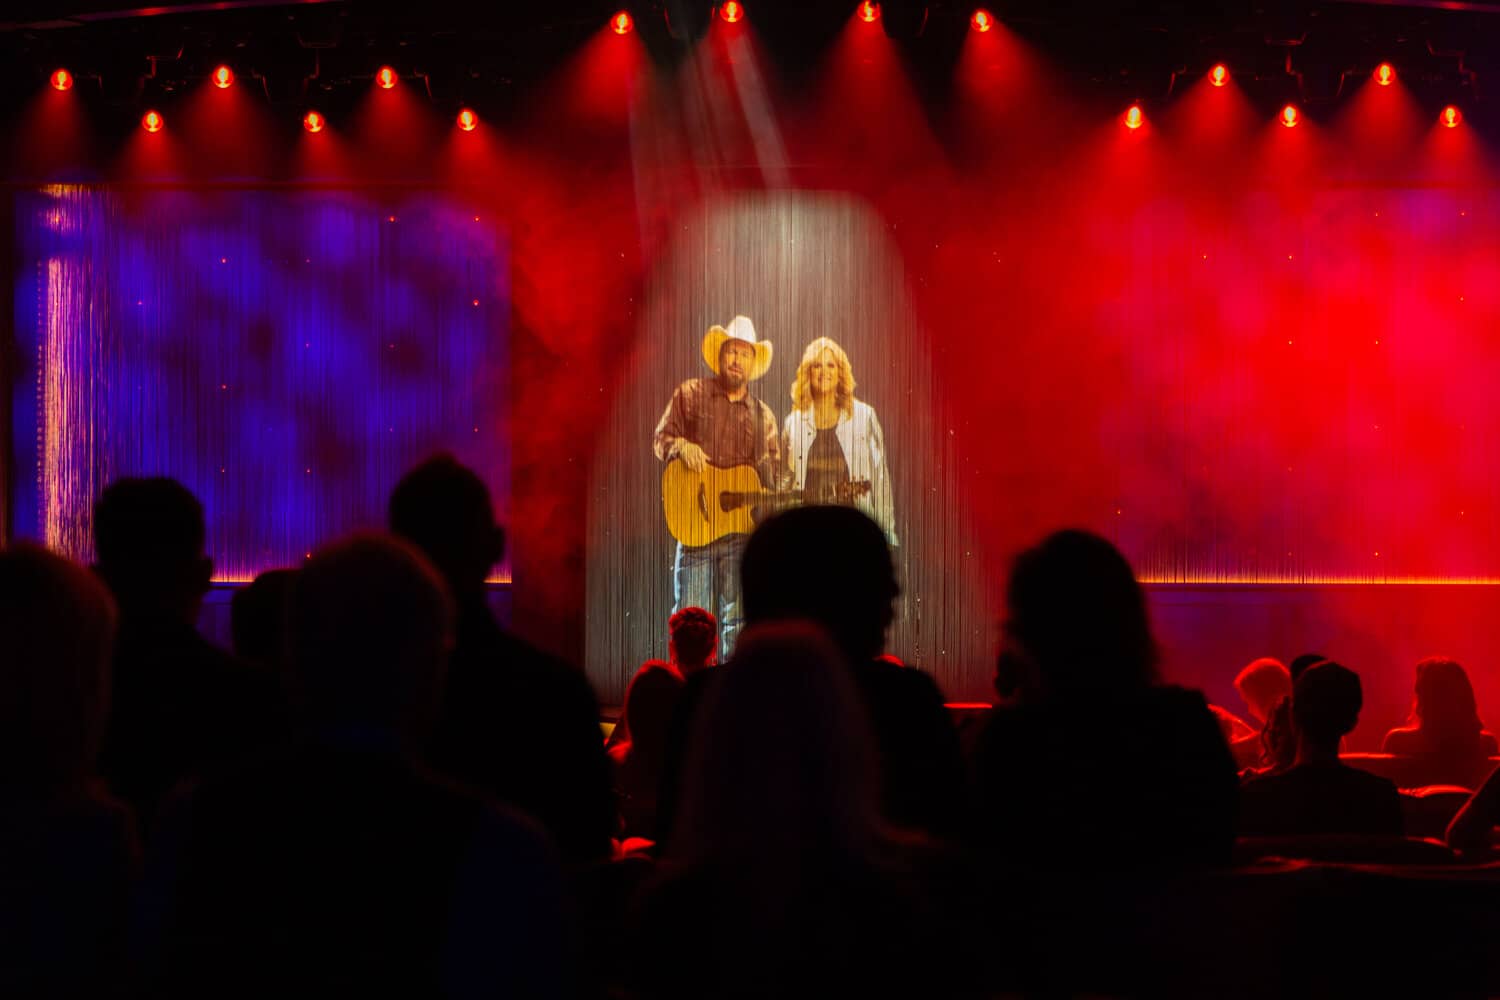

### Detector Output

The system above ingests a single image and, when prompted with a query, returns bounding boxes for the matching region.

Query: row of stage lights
[1120,61,1464,131]
[48,64,482,134]
[42,4,1469,134]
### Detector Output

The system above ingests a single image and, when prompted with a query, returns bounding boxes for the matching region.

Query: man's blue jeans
[673,533,747,659]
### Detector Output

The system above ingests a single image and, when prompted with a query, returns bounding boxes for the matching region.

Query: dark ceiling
[2,1,1497,120]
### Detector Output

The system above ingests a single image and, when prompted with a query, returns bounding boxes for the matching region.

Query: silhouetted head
[1004,529,1157,696]
[231,568,299,668]
[671,621,882,862]
[741,506,897,665]
[1235,657,1292,724]
[388,454,504,601]
[290,534,453,745]
[92,477,212,620]
[0,545,117,797]
[1289,653,1328,682]
[622,661,686,760]
[1292,661,1362,754]
[1411,656,1485,747]
[669,606,718,673]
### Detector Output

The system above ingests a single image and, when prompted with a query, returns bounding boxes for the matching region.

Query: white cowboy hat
[702,315,773,382]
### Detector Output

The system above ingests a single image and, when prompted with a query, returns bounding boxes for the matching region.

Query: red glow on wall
[858,1,880,22]
[1124,104,1144,130]
[457,108,478,131]
[1210,64,1228,87]
[377,66,397,89]
[1443,105,1463,128]
[303,110,324,133]
[50,69,72,91]
[213,65,234,89]
[141,110,163,133]
[1280,104,1299,128]
[1375,63,1395,87]
[720,1,744,23]
[611,11,632,34]
[971,8,994,32]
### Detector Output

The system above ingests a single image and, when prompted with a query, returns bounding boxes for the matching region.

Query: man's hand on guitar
[674,441,708,472]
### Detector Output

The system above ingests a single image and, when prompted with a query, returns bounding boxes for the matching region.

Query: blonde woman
[783,337,896,544]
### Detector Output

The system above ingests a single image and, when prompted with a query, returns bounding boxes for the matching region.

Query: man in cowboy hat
[653,315,780,657]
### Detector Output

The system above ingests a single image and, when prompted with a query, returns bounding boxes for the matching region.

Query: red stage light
[611,11,632,33]
[457,108,478,131]
[50,68,72,91]
[971,8,994,32]
[1375,63,1395,87]
[1124,104,1144,130]
[377,66,397,89]
[213,65,234,89]
[1442,105,1463,128]
[720,1,744,22]
[303,110,325,133]
[142,110,163,133]
[858,1,880,22]
[1209,64,1228,87]
[1280,104,1299,128]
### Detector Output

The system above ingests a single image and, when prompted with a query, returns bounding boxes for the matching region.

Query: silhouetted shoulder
[1382,726,1421,754]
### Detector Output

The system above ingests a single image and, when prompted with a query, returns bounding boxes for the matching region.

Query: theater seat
[1342,752,1500,790]
[1234,834,1457,866]
[1401,785,1475,840]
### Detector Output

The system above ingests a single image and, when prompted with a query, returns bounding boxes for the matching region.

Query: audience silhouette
[1229,657,1292,769]
[1239,661,1403,837]
[972,529,1238,867]
[229,568,299,673]
[135,534,567,998]
[92,478,285,824]
[611,660,685,841]
[389,453,613,863]
[750,505,967,835]
[1382,656,1499,788]
[0,545,136,996]
[629,622,951,998]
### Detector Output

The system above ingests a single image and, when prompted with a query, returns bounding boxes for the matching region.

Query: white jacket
[782,400,898,545]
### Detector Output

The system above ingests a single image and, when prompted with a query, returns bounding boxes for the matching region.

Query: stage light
[1124,104,1144,130]
[858,1,880,22]
[303,110,325,133]
[1209,64,1228,87]
[377,66,397,89]
[971,8,993,31]
[212,65,234,89]
[611,10,632,33]
[720,1,744,23]
[50,68,72,91]
[142,110,163,133]
[1442,105,1462,128]
[457,108,478,131]
[1375,63,1395,87]
[1280,104,1299,128]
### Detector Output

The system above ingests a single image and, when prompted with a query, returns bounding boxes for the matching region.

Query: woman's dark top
[803,426,850,504]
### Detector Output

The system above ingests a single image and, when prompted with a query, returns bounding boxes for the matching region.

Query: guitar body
[662,460,764,548]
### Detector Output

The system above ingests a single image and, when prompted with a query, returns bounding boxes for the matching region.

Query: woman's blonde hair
[789,337,856,417]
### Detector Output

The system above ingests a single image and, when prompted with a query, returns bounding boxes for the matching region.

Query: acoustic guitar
[662,459,871,548]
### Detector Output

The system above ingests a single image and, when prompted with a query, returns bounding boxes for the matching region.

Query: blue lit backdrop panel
[13,186,509,581]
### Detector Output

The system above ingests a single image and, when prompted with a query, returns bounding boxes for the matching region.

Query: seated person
[135,535,567,998]
[972,530,1238,868]
[628,622,951,999]
[1382,656,1498,788]
[0,545,137,997]
[1240,661,1403,837]
[1227,657,1292,770]
[611,660,686,841]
